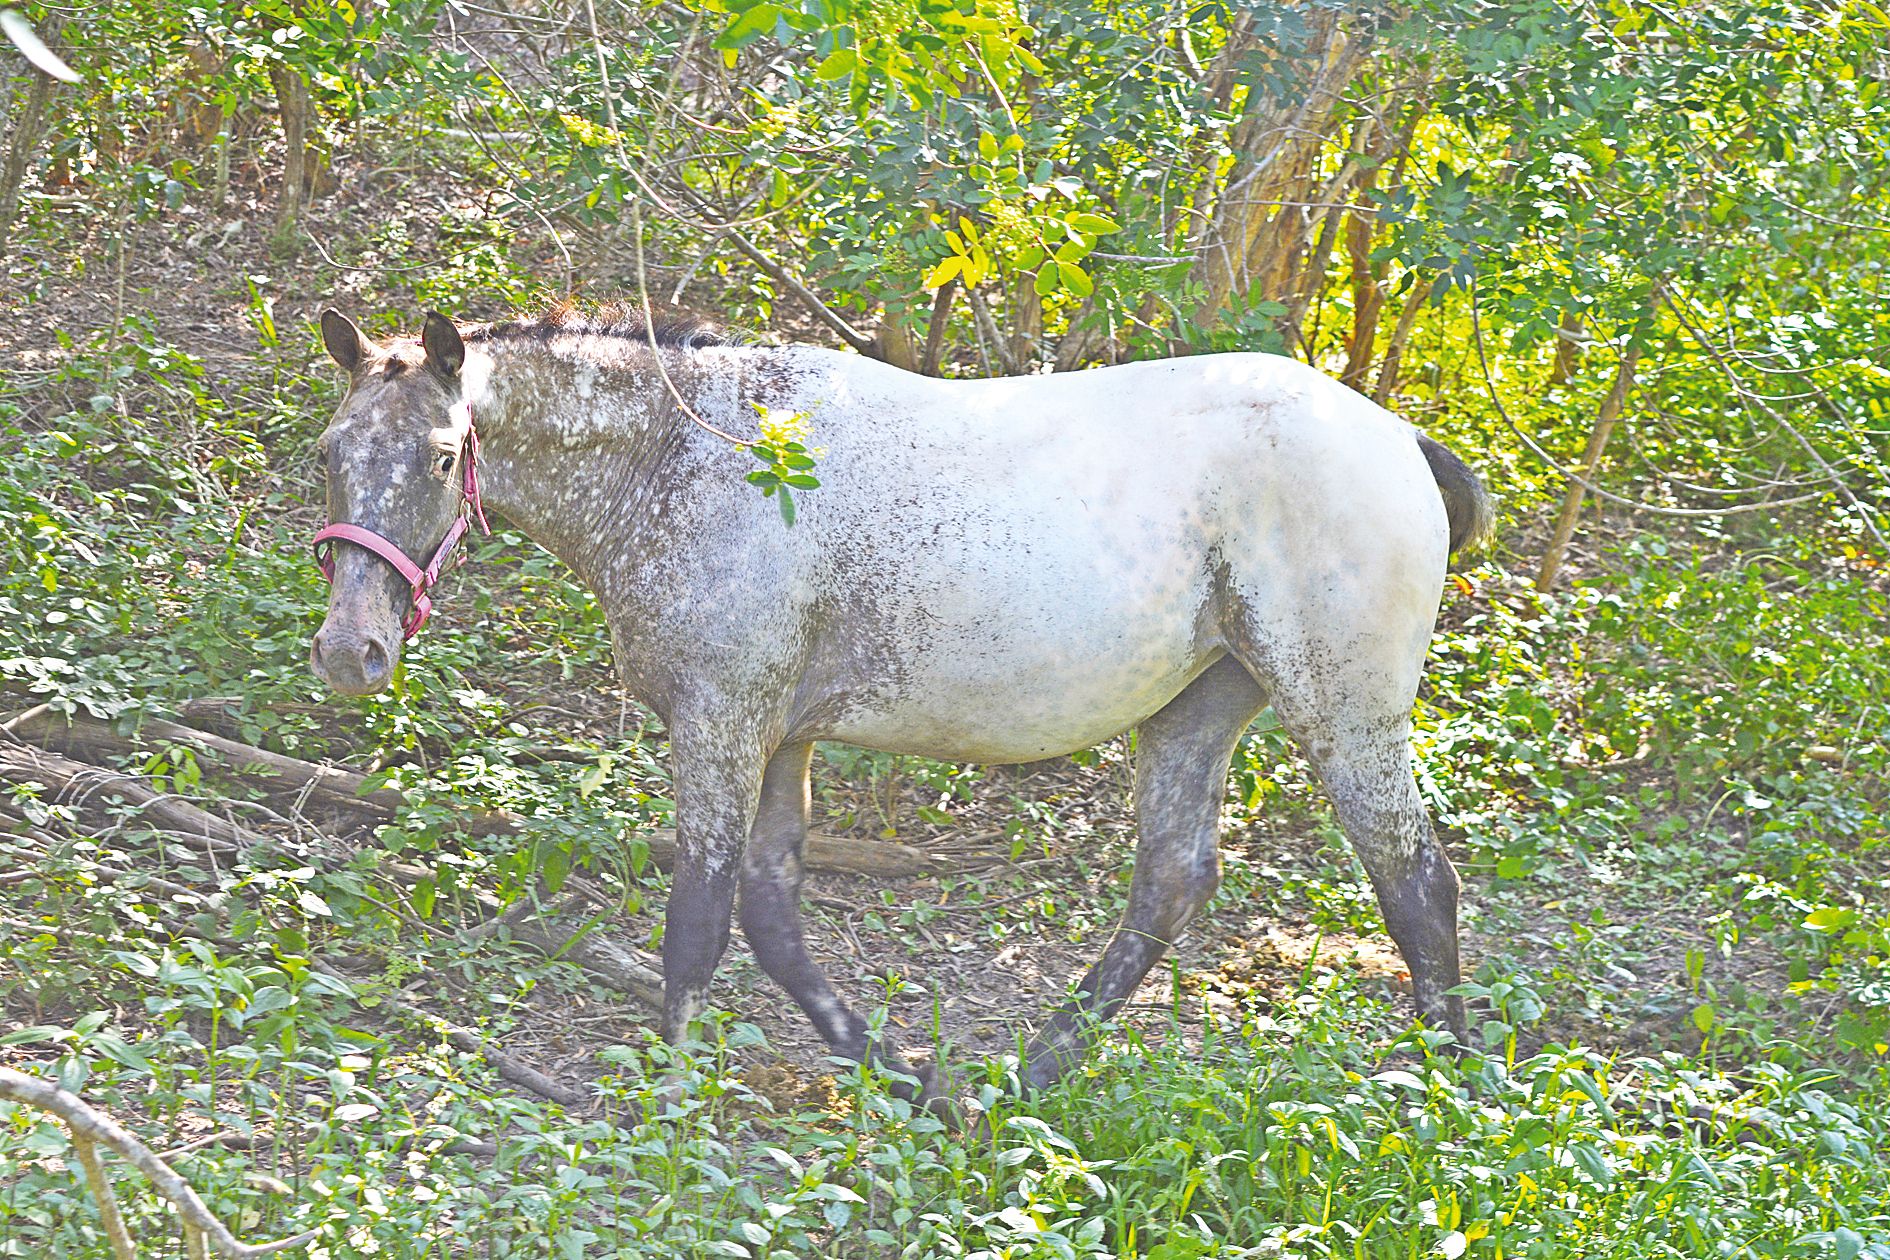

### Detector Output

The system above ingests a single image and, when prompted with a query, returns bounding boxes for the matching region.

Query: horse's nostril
[362,638,389,679]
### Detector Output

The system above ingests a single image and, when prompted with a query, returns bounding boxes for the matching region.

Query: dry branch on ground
[0,1066,317,1259]
[3,705,977,876]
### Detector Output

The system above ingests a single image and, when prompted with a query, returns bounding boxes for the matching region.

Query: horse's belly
[822,615,1217,763]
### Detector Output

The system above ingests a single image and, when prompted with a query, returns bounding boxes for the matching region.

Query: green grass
[4,973,1886,1257]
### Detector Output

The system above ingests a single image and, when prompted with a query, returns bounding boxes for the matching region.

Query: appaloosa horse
[308,304,1492,1094]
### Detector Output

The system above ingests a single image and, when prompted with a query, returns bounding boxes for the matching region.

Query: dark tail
[1416,433,1495,556]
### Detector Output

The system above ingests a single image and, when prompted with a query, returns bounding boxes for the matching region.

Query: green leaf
[542,844,571,895]
[1371,1069,1426,1091]
[1570,1141,1614,1187]
[1804,906,1858,932]
[1055,260,1093,297]
[92,1035,153,1073]
[814,48,857,80]
[1067,211,1121,234]
[777,487,797,526]
[716,3,781,49]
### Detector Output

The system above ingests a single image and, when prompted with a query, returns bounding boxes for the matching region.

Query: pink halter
[312,401,491,641]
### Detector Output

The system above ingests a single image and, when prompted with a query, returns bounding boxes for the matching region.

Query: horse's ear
[320,308,369,372]
[422,311,465,378]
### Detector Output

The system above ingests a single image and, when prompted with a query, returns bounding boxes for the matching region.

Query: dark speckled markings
[307,303,1495,1104]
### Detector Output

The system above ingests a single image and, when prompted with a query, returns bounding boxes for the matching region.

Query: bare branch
[0,1067,318,1258]
[1468,281,1831,520]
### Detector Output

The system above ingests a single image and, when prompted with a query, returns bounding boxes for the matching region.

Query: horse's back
[780,348,1446,573]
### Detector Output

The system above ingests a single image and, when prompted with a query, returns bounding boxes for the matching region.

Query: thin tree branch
[0,1068,318,1258]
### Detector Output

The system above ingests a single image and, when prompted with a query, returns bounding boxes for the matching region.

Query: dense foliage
[0,0,1886,1256]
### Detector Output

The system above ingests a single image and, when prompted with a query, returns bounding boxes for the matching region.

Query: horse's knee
[1137,851,1220,941]
[1369,836,1459,936]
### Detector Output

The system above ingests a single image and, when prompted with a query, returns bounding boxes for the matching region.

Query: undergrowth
[2,166,1887,1260]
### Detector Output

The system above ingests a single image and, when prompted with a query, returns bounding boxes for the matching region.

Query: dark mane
[465,300,735,350]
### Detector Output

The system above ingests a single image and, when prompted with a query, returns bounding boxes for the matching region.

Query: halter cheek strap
[312,402,490,641]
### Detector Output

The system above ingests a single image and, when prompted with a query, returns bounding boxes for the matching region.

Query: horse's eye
[435,452,455,477]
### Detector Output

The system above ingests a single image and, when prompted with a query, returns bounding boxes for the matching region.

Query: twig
[0,742,251,852]
[0,1067,318,1258]
[1468,280,1829,519]
[308,964,592,1111]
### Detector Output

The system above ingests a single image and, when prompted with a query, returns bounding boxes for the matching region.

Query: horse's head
[310,309,484,695]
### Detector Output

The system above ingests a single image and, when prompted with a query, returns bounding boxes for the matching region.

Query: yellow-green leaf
[1056,260,1093,296]
[924,255,967,289]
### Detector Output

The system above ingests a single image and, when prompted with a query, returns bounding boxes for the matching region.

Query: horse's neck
[471,347,694,583]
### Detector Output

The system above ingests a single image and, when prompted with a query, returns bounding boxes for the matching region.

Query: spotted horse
[307,303,1494,1100]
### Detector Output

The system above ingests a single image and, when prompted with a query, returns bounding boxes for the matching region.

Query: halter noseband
[311,401,491,641]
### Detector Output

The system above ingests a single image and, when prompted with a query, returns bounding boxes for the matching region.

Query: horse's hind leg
[1242,648,1468,1041]
[1021,656,1266,1091]
[738,743,931,1093]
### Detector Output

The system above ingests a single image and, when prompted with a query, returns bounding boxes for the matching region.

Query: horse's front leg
[738,742,940,1105]
[661,719,769,1046]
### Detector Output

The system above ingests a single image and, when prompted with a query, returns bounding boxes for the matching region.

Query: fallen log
[7,705,969,877]
[308,962,595,1111]
[8,706,405,814]
[2,751,664,1011]
[636,827,952,879]
[0,741,250,852]
[502,902,666,1008]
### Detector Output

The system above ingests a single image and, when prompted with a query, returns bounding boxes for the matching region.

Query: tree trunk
[0,21,63,253]
[1007,279,1042,373]
[870,295,923,371]
[1188,8,1367,327]
[1372,274,1433,404]
[966,287,1017,374]
[1535,338,1644,591]
[1549,309,1586,384]
[920,280,956,376]
[1340,207,1385,388]
[1283,199,1347,349]
[268,60,309,246]
[1053,295,1104,371]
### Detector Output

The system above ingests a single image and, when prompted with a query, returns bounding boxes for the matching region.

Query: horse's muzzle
[311,622,396,695]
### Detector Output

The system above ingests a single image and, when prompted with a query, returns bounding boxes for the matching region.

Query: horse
[308,302,1493,1097]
